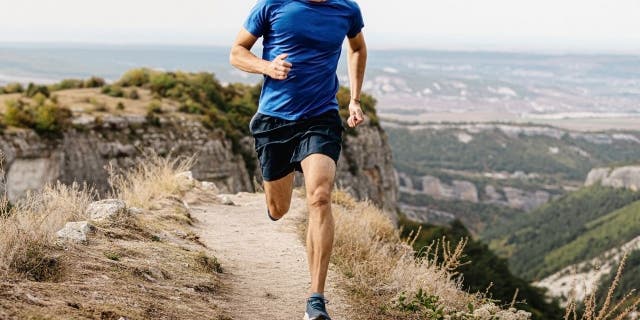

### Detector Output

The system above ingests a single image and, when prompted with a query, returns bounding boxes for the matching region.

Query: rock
[218,195,235,206]
[585,166,640,191]
[201,181,220,193]
[86,199,127,222]
[503,187,550,211]
[57,221,93,243]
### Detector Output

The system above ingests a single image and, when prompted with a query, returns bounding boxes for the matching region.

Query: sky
[1,0,639,53]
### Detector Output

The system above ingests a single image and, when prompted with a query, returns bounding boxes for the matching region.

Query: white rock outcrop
[86,199,127,222]
[57,221,93,243]
[585,166,640,191]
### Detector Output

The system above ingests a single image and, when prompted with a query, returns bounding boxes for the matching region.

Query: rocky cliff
[585,165,640,191]
[0,114,398,216]
[397,172,550,212]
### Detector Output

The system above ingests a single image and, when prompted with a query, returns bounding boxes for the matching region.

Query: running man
[230,0,367,318]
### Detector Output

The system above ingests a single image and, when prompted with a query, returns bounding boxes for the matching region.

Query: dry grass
[0,181,95,280]
[564,252,640,320]
[108,151,196,209]
[328,189,530,319]
[0,153,229,319]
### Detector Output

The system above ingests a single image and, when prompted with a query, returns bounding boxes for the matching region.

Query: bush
[24,83,50,98]
[101,85,125,97]
[147,100,163,114]
[32,92,47,106]
[49,79,84,91]
[178,99,205,114]
[116,102,125,110]
[149,72,177,96]
[119,68,151,87]
[84,77,105,88]
[2,83,24,94]
[3,98,72,135]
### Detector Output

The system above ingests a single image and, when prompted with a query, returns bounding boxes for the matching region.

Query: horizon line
[1,40,639,57]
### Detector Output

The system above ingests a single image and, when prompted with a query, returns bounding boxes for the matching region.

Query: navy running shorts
[249,109,344,181]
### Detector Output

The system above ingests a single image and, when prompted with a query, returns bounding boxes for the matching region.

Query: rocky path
[191,192,352,320]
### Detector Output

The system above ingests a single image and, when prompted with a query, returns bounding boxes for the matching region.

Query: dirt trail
[191,192,352,320]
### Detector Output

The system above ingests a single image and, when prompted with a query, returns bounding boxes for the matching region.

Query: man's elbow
[229,47,238,68]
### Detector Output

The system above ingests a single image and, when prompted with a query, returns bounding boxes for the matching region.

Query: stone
[57,221,93,243]
[218,195,235,206]
[86,199,127,222]
[585,166,640,191]
[201,181,220,193]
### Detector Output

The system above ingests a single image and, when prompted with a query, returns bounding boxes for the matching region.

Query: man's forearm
[347,43,367,101]
[230,45,269,75]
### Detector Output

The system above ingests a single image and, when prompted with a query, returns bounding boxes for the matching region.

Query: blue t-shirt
[244,0,364,120]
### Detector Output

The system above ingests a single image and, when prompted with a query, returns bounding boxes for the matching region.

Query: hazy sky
[1,0,639,53]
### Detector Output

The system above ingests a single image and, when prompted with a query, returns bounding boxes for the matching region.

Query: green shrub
[33,102,72,134]
[149,72,177,96]
[84,77,105,88]
[116,102,125,110]
[2,83,24,94]
[147,100,163,114]
[32,92,47,106]
[24,83,50,98]
[178,99,205,114]
[119,68,151,87]
[4,99,32,127]
[49,79,84,91]
[3,99,71,135]
[394,289,445,319]
[101,85,125,97]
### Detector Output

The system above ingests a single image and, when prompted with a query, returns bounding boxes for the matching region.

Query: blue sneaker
[304,293,331,320]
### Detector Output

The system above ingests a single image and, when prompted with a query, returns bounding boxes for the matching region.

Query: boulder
[57,221,93,243]
[86,199,127,222]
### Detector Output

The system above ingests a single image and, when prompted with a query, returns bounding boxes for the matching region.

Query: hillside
[385,121,640,236]
[484,185,640,281]
[399,219,562,320]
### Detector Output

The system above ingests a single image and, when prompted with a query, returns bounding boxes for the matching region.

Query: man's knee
[267,200,290,219]
[307,186,331,210]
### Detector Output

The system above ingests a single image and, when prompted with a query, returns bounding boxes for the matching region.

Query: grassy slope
[385,125,640,182]
[484,185,640,280]
[542,200,640,275]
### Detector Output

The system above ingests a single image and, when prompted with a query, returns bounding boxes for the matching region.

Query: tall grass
[108,151,195,209]
[564,252,640,320]
[330,190,529,319]
[0,182,94,280]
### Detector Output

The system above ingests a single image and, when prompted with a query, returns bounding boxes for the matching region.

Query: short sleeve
[347,3,364,38]
[243,0,269,38]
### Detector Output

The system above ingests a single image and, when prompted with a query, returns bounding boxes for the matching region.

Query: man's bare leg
[301,154,336,295]
[263,172,295,220]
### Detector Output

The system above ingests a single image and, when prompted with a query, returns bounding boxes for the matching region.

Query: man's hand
[347,100,365,128]
[265,54,292,80]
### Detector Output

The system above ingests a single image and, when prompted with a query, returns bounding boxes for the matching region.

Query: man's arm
[229,28,291,80]
[346,32,367,128]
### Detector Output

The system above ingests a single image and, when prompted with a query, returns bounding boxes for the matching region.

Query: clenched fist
[265,53,292,80]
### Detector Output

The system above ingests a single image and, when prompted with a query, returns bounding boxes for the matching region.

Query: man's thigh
[301,154,337,193]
